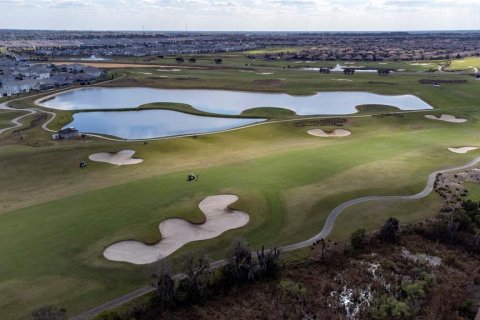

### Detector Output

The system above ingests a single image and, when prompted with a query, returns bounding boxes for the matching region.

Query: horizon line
[1,28,480,33]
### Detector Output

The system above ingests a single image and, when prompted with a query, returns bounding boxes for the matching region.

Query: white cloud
[0,0,479,30]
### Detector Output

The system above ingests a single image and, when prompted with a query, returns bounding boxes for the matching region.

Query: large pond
[40,87,433,115]
[67,110,265,139]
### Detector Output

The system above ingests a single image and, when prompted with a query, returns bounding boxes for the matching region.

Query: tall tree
[350,228,367,250]
[256,246,281,278]
[222,239,256,285]
[182,254,212,302]
[379,217,400,242]
[150,265,175,311]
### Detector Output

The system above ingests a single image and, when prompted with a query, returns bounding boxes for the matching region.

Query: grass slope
[0,68,479,319]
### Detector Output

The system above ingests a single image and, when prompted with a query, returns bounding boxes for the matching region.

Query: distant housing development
[0,30,478,61]
[0,57,106,97]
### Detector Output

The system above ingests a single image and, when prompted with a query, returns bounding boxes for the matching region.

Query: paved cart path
[71,155,480,320]
[0,74,125,135]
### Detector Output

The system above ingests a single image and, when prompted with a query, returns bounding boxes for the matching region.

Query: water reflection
[67,109,265,139]
[41,87,432,115]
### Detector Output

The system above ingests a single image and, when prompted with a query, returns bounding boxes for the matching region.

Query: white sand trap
[103,195,249,264]
[448,147,479,154]
[332,78,353,82]
[307,128,351,137]
[410,63,432,66]
[157,69,182,72]
[89,150,143,166]
[256,72,274,75]
[425,114,467,123]
[137,72,152,75]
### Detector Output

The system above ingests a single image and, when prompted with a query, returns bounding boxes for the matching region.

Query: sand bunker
[448,147,479,154]
[89,150,143,166]
[410,63,432,66]
[307,128,351,137]
[256,72,274,75]
[332,78,353,82]
[103,195,250,264]
[425,114,467,123]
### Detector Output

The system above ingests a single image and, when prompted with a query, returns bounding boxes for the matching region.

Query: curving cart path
[0,104,36,134]
[0,100,58,135]
[281,155,480,252]
[0,74,125,136]
[71,155,480,319]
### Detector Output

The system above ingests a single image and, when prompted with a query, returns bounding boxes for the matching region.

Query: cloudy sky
[0,0,479,31]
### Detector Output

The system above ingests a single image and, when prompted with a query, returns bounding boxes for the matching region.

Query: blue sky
[0,0,479,31]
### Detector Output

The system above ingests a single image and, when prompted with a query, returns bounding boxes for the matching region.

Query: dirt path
[71,155,480,320]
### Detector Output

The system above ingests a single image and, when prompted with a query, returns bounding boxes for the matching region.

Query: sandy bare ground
[307,128,351,137]
[103,195,249,264]
[448,147,479,154]
[47,62,207,69]
[49,62,159,68]
[89,150,143,165]
[425,114,467,123]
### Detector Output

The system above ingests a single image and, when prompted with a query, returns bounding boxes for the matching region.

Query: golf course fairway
[1,65,479,319]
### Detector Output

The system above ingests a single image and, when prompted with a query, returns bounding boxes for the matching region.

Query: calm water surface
[41,87,432,115]
[67,110,265,139]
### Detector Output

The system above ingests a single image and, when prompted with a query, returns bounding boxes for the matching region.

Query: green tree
[256,246,281,278]
[278,279,307,303]
[350,228,366,250]
[461,199,478,214]
[95,311,122,320]
[379,217,400,242]
[150,265,175,311]
[222,239,256,285]
[369,295,410,319]
[31,306,66,320]
[181,254,212,302]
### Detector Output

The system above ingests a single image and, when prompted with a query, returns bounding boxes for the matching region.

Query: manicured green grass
[49,51,443,72]
[0,67,479,319]
[355,104,401,113]
[447,57,480,72]
[48,110,74,131]
[0,110,25,129]
[463,181,480,201]
[241,107,296,117]
[328,193,443,241]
